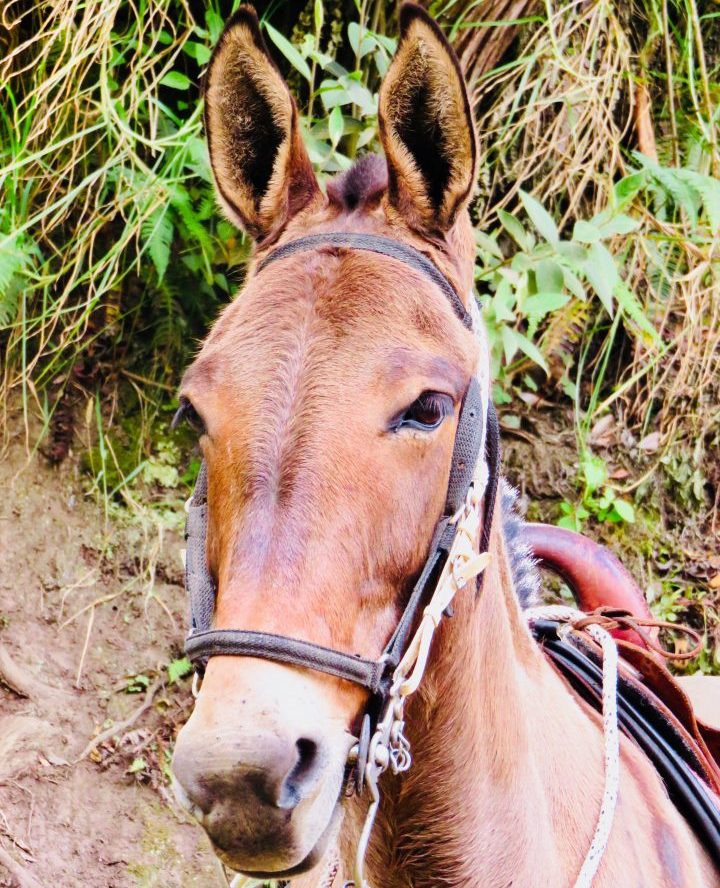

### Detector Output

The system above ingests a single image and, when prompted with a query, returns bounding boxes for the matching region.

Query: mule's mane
[500,481,540,608]
[326,154,388,212]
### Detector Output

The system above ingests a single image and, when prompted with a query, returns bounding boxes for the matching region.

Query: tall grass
[0,0,718,517]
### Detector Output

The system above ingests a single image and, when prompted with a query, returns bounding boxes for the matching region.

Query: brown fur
[203,6,320,241]
[172,5,719,885]
[378,4,478,234]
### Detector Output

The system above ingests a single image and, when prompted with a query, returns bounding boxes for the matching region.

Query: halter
[182,232,501,886]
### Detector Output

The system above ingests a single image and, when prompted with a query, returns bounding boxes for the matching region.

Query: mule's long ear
[379,3,478,234]
[204,6,320,241]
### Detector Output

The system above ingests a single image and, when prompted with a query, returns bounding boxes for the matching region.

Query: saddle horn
[524,523,653,647]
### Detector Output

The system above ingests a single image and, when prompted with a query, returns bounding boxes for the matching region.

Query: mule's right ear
[204,6,320,241]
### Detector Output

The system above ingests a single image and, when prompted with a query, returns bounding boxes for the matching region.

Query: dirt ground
[0,421,225,887]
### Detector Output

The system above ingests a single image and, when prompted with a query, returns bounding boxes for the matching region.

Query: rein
[182,231,500,884]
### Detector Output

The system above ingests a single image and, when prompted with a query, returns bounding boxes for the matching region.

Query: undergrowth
[0,0,718,666]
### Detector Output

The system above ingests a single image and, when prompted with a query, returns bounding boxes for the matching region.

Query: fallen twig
[77,678,163,762]
[0,645,66,702]
[0,645,35,700]
[0,844,43,888]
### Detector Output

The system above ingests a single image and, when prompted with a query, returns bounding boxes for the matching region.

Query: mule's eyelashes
[391,391,453,433]
[172,397,206,434]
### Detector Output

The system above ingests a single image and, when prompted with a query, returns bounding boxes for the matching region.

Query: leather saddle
[525,523,720,866]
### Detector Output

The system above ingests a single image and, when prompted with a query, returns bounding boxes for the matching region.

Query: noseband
[182,232,501,883]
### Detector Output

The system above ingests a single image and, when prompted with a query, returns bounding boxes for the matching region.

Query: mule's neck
[341,517,609,888]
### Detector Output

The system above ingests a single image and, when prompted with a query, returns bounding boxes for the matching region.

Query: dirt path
[0,424,223,887]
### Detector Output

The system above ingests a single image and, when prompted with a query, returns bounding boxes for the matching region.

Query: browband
[256,232,473,330]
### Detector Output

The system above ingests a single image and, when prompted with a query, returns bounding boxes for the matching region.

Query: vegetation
[1,0,718,667]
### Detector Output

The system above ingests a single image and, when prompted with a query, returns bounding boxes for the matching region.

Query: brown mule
[171,4,719,885]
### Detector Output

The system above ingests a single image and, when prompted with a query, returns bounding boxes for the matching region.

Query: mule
[171,4,719,885]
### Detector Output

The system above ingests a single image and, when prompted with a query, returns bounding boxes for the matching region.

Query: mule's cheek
[171,658,354,874]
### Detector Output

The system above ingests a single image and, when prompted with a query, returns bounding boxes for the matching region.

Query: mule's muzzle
[172,727,332,865]
[170,659,352,875]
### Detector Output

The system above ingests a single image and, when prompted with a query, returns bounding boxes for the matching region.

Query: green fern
[140,207,174,282]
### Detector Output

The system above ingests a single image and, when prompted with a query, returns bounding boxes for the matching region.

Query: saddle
[527,522,720,866]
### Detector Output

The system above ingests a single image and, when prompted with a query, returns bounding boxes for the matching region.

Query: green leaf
[556,241,587,264]
[504,327,548,372]
[612,499,636,523]
[128,757,147,775]
[581,454,606,492]
[168,656,193,684]
[535,259,564,294]
[141,208,173,281]
[475,230,504,261]
[523,292,569,317]
[519,189,559,246]
[572,220,601,244]
[493,276,516,322]
[613,172,645,208]
[183,41,211,65]
[562,267,587,301]
[125,674,150,694]
[557,514,580,531]
[314,0,324,34]
[501,325,519,365]
[497,210,530,250]
[348,22,376,59]
[328,106,343,148]
[169,185,211,256]
[614,281,661,345]
[676,169,720,232]
[160,71,191,90]
[264,22,312,81]
[596,214,641,238]
[205,9,224,43]
[584,242,618,315]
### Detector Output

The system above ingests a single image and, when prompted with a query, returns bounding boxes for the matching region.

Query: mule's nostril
[295,738,318,781]
[276,738,320,810]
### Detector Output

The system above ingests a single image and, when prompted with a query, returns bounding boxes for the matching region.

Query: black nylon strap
[256,232,473,330]
[479,402,500,556]
[186,629,388,694]
[445,377,484,515]
[534,621,720,866]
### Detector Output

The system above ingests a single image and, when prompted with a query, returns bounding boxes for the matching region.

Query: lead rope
[525,605,620,888]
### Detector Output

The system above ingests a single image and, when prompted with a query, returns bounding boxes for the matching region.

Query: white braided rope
[525,605,620,888]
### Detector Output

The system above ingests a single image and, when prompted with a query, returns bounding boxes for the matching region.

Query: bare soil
[0,423,223,887]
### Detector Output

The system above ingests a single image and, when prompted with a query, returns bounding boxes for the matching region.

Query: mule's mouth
[217,798,344,880]
[172,767,345,878]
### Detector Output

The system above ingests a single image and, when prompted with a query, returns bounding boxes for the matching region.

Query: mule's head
[171,3,482,877]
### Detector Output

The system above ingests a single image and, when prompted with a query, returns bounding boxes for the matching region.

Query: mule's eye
[172,397,205,433]
[392,392,453,432]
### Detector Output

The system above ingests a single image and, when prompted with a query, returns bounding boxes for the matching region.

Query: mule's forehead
[182,248,478,399]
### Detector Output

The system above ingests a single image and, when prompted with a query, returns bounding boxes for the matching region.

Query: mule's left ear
[379,3,478,234]
[203,6,320,241]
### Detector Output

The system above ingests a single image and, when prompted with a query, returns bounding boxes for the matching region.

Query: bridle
[182,232,501,887]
